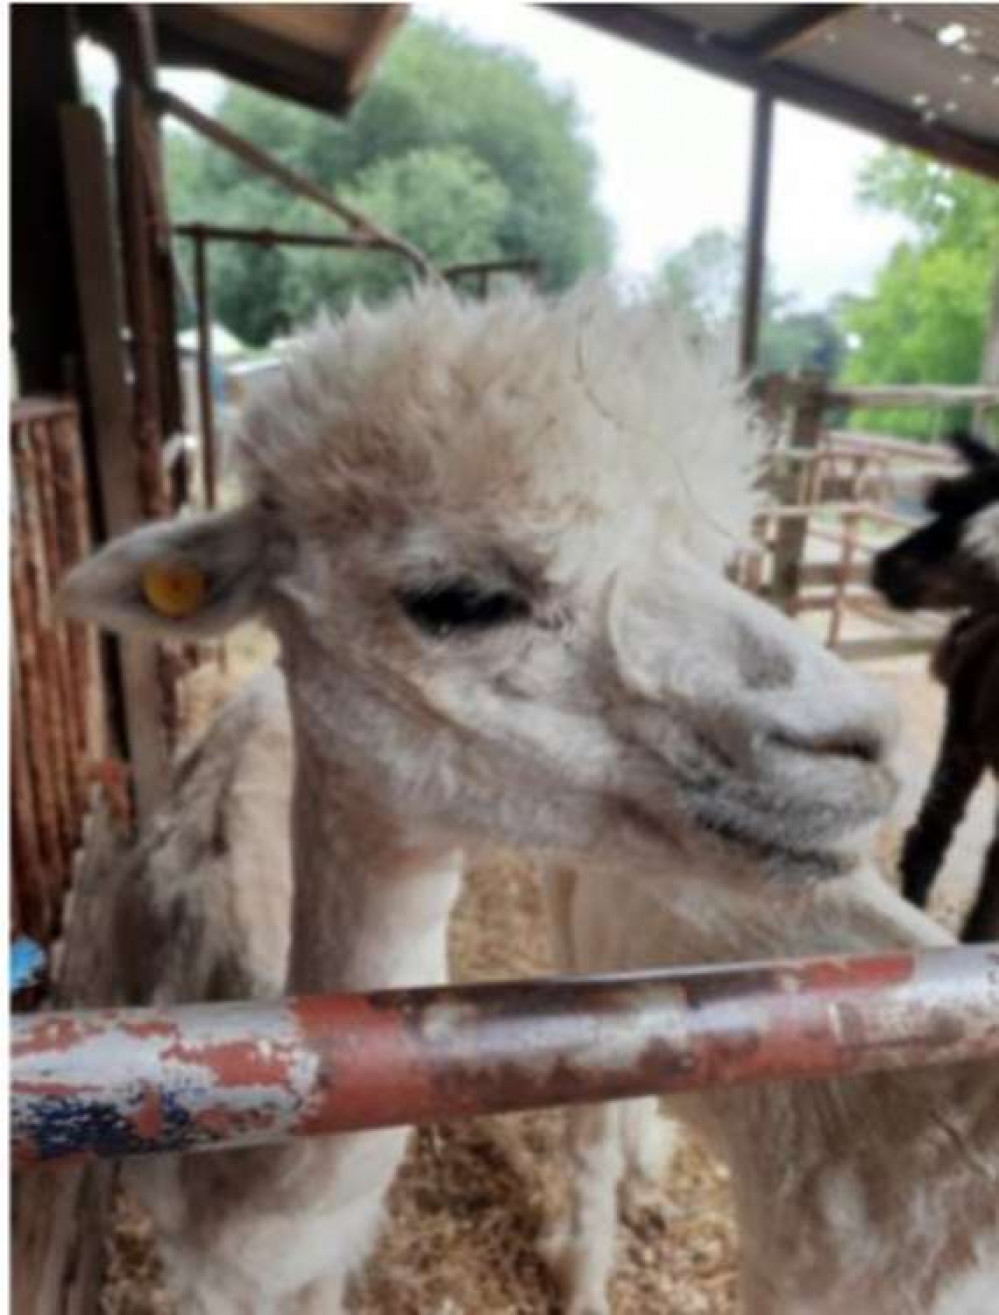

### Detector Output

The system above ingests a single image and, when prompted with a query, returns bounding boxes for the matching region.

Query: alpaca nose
[736,640,901,844]
[692,592,900,815]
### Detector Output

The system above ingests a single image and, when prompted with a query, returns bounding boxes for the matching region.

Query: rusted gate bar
[13,946,999,1167]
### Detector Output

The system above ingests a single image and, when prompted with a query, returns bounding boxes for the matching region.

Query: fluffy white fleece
[235,281,764,588]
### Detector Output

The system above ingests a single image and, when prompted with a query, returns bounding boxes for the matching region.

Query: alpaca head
[872,431,999,612]
[60,284,897,882]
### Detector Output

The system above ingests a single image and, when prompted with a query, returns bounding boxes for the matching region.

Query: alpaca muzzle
[611,559,900,875]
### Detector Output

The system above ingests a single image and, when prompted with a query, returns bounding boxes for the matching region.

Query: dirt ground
[101,630,992,1315]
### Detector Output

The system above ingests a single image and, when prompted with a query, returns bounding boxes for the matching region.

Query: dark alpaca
[872,431,999,943]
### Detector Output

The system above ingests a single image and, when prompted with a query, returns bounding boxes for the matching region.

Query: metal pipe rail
[13,946,999,1167]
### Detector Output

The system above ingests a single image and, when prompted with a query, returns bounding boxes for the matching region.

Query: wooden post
[62,107,169,822]
[115,84,169,521]
[827,510,859,649]
[10,7,81,395]
[772,376,826,614]
[739,91,775,377]
[112,7,187,509]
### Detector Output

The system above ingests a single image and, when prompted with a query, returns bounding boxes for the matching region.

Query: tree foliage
[841,150,999,438]
[654,228,847,377]
[166,19,611,344]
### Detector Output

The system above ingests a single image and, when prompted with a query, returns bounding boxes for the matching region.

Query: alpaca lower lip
[691,809,853,881]
[621,796,852,880]
[672,776,885,877]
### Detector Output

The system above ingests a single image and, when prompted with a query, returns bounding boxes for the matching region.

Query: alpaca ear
[56,506,285,639]
[949,430,997,470]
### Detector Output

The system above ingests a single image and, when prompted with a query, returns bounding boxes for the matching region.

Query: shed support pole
[193,231,217,511]
[740,91,775,377]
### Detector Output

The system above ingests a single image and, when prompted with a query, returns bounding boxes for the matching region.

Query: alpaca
[541,858,999,1315]
[60,283,898,1313]
[111,667,293,1010]
[873,431,999,942]
[111,666,438,1314]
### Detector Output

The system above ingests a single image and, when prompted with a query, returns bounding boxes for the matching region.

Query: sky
[80,3,914,309]
[418,2,913,306]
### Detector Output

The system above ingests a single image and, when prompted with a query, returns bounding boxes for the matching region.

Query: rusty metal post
[192,228,217,512]
[13,947,999,1167]
[739,90,775,377]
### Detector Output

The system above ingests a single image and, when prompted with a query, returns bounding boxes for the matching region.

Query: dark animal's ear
[56,505,288,639]
[948,430,997,470]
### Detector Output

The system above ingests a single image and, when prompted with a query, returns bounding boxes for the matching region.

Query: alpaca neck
[651,865,997,1314]
[284,701,461,998]
[723,1055,998,1315]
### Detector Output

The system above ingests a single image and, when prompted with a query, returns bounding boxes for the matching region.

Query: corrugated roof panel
[791,5,999,148]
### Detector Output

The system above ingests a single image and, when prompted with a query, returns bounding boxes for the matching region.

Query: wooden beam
[10,7,81,393]
[155,88,435,277]
[346,6,408,100]
[545,5,999,184]
[739,92,775,376]
[115,84,168,521]
[743,5,855,61]
[61,106,169,822]
[823,383,999,410]
[116,7,187,495]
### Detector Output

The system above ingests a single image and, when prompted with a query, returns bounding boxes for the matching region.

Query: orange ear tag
[142,561,208,619]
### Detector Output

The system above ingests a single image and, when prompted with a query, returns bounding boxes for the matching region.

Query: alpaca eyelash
[397,580,531,638]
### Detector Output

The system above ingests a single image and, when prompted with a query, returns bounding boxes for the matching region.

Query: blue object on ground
[11,937,46,993]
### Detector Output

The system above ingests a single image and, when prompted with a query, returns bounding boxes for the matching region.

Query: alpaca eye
[398,580,530,638]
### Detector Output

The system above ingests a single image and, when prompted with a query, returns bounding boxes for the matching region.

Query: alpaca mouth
[618,794,854,881]
[621,746,893,882]
[684,805,856,882]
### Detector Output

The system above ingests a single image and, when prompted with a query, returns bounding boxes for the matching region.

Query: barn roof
[548,4,999,181]
[85,4,406,114]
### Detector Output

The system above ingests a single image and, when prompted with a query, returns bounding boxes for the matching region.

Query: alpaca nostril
[771,728,884,766]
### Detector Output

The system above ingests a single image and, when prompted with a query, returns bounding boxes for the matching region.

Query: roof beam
[545,5,999,183]
[742,4,855,61]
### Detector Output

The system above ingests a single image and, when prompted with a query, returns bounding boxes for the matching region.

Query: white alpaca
[110,668,293,1010]
[542,860,999,1315]
[60,283,898,1313]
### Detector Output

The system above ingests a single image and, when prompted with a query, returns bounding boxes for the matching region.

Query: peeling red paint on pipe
[12,946,999,1167]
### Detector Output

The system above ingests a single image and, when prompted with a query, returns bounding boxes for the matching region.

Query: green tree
[841,150,999,439]
[654,228,846,376]
[167,18,612,344]
[655,228,750,338]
